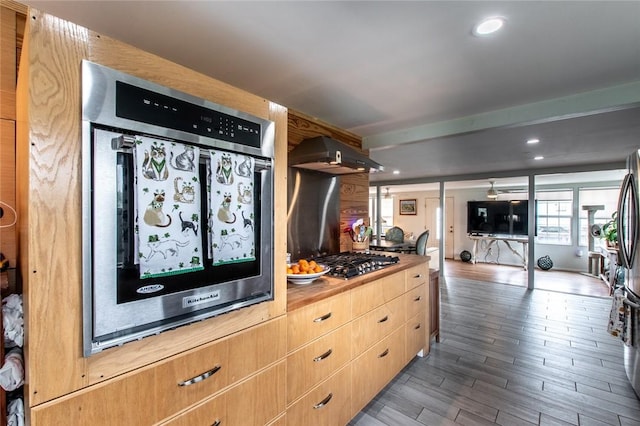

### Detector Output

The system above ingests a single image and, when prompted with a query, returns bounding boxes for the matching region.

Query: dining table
[367,238,416,253]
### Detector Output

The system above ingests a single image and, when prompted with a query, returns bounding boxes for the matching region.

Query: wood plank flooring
[350,267,640,426]
[444,259,612,298]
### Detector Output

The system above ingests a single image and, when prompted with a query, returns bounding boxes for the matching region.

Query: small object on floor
[537,255,553,270]
[460,250,472,262]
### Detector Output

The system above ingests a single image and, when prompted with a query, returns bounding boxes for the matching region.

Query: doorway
[425,197,454,259]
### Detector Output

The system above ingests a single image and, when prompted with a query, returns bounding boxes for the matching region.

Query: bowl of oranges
[286,259,330,285]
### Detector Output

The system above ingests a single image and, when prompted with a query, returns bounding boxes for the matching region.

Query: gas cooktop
[311,252,400,279]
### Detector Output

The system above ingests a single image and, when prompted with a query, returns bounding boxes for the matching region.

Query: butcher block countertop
[287,253,429,311]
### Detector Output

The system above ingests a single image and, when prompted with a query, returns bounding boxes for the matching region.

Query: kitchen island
[286,253,432,425]
[287,253,428,310]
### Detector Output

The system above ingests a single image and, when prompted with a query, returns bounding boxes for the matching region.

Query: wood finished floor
[350,264,640,426]
[442,260,612,298]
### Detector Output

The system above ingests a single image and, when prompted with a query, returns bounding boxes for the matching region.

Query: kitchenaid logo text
[183,291,221,308]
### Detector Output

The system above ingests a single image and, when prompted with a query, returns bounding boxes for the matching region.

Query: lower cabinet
[160,361,286,426]
[287,323,352,404]
[31,264,428,426]
[351,326,406,414]
[286,364,352,426]
[286,261,429,425]
[30,317,287,426]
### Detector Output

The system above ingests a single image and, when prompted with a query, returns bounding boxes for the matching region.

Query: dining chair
[415,230,430,256]
[385,226,405,243]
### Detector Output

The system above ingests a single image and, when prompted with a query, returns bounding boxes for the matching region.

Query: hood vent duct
[288,136,384,175]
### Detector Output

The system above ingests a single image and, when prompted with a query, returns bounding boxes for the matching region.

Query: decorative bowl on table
[286,264,330,285]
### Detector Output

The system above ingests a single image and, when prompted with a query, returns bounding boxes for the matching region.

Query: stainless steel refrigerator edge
[287,168,340,260]
[617,149,640,398]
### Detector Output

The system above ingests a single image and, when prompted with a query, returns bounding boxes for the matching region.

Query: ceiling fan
[384,187,391,198]
[487,180,499,199]
[486,179,526,199]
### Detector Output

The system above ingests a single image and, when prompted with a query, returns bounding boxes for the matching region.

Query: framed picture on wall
[399,199,417,215]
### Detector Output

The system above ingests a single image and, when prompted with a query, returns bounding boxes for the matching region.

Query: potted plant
[602,212,618,248]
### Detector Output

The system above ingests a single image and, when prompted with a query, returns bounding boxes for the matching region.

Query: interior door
[425,197,454,258]
[445,197,454,258]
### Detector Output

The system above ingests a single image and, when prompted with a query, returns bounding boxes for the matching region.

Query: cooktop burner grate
[311,252,400,279]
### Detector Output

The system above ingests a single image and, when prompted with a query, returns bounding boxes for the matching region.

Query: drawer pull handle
[413,274,423,278]
[313,348,333,362]
[414,296,422,301]
[313,312,332,323]
[313,392,333,409]
[378,348,390,358]
[378,315,389,323]
[414,323,421,330]
[178,365,221,387]
[211,421,221,426]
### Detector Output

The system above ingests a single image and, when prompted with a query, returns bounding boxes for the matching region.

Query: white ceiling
[24,1,640,191]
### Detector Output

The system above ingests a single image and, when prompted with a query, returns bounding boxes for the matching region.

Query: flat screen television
[467,200,531,236]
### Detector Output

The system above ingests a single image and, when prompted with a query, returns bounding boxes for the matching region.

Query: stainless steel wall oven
[81,61,275,356]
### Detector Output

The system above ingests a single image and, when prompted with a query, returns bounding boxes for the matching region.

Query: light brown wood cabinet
[160,361,286,426]
[286,364,352,426]
[15,8,434,426]
[286,259,429,425]
[351,326,406,413]
[287,291,351,353]
[18,9,289,425]
[31,317,287,425]
[287,323,352,404]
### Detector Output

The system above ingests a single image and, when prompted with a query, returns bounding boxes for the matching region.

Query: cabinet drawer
[406,263,428,290]
[155,317,286,420]
[160,361,286,426]
[286,364,352,426]
[405,284,426,320]
[288,292,351,352]
[406,311,426,362]
[31,367,156,426]
[351,270,405,318]
[287,323,352,405]
[351,296,405,357]
[351,326,405,414]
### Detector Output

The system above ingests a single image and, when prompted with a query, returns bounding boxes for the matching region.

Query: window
[578,187,619,247]
[369,196,394,237]
[536,190,573,245]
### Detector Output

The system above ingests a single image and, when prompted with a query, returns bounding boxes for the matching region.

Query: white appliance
[617,149,640,397]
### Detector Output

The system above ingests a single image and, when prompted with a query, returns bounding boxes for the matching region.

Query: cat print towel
[209,149,256,265]
[134,136,204,279]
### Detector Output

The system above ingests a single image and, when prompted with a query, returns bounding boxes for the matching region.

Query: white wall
[387,185,613,273]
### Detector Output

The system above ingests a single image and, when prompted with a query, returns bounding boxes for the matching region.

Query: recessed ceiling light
[534,156,544,161]
[527,138,540,144]
[393,170,400,175]
[473,16,506,36]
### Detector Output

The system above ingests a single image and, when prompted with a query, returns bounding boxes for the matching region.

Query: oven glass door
[86,127,273,354]
[115,147,263,303]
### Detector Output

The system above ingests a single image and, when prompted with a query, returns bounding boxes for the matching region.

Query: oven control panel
[115,81,262,148]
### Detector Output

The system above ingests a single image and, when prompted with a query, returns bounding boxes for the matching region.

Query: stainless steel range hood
[288,136,383,174]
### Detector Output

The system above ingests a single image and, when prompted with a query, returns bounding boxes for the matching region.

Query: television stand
[468,235,528,270]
